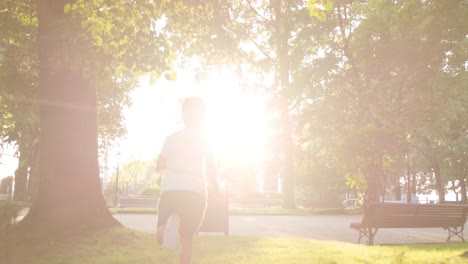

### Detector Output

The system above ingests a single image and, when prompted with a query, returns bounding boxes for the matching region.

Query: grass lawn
[109,207,158,214]
[3,227,467,264]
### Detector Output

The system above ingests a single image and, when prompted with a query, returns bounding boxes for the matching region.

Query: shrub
[139,186,160,197]
[0,201,18,230]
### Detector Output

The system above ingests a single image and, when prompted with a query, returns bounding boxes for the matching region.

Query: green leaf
[95,36,103,46]
[81,20,90,29]
[307,0,333,21]
[323,0,333,11]
[164,71,177,81]
[64,3,72,14]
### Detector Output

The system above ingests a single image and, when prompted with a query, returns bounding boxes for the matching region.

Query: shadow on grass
[0,227,176,264]
[1,227,467,264]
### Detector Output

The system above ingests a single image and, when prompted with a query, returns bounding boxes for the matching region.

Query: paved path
[114,214,468,244]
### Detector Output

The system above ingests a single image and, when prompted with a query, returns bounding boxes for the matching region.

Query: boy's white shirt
[159,128,209,194]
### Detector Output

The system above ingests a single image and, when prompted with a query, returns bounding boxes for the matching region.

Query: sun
[200,71,268,165]
[206,94,267,163]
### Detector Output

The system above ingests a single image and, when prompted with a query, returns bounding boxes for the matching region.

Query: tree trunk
[461,178,467,204]
[20,0,117,234]
[272,0,295,208]
[460,164,467,204]
[433,163,445,203]
[365,163,381,204]
[394,175,401,201]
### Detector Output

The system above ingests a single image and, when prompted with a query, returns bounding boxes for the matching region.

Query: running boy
[156,97,218,264]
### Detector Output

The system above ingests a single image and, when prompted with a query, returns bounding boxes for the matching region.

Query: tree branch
[246,0,269,22]
[248,36,272,60]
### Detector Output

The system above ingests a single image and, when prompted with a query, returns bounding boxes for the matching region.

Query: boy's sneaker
[163,214,180,250]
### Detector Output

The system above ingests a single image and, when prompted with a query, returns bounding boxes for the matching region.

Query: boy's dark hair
[182,97,206,128]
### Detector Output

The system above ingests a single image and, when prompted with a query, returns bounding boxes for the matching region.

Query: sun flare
[206,94,267,164]
[113,68,270,183]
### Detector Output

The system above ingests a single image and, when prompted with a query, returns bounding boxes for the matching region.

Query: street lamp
[113,152,121,207]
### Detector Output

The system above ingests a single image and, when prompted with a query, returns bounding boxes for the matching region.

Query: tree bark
[433,163,445,203]
[20,0,117,234]
[394,175,401,201]
[461,178,467,204]
[460,164,467,204]
[365,163,382,204]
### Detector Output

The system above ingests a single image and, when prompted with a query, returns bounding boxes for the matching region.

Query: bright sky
[0,146,17,179]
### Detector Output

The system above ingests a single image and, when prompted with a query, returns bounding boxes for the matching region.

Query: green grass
[2,227,467,264]
[109,206,345,215]
[109,207,158,214]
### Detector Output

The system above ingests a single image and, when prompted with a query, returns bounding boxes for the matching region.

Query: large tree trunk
[460,164,467,204]
[461,179,467,204]
[365,163,383,204]
[433,163,445,203]
[20,0,117,233]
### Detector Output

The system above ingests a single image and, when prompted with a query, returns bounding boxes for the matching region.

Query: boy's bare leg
[180,234,193,264]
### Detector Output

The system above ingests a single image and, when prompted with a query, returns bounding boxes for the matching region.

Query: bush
[0,201,18,229]
[139,186,160,197]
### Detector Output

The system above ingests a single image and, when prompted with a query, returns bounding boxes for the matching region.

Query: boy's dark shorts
[157,190,207,237]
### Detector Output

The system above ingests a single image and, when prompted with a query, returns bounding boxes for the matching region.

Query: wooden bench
[350,202,468,245]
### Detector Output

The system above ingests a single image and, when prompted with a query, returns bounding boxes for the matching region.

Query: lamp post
[113,152,121,207]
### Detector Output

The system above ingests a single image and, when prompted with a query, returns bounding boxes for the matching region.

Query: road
[114,214,468,244]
